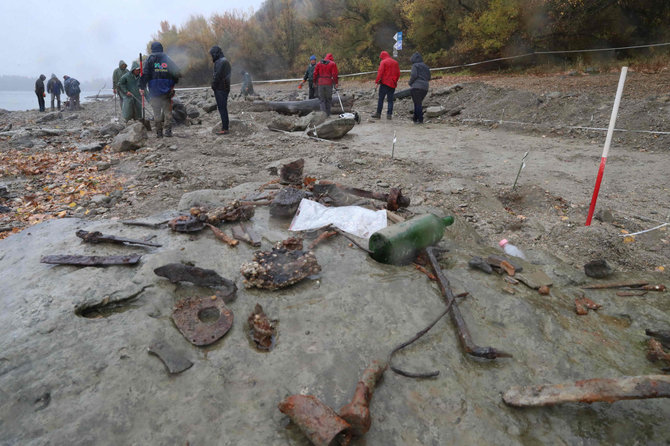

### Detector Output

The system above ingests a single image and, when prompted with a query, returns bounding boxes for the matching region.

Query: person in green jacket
[113,60,129,106]
[117,61,142,122]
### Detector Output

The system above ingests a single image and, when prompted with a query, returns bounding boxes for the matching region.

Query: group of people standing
[298,50,431,123]
[34,74,81,112]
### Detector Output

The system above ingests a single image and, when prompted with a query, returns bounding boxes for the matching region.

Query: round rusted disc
[172,296,234,346]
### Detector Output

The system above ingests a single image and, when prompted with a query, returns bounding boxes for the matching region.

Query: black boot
[156,129,163,138]
[164,128,172,137]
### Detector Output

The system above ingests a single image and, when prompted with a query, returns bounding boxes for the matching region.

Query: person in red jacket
[313,53,338,116]
[371,50,400,120]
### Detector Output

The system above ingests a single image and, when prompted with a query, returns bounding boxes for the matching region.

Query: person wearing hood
[299,55,317,99]
[240,70,254,97]
[313,53,338,116]
[371,51,400,120]
[46,74,64,111]
[63,75,81,110]
[140,41,181,138]
[408,52,431,124]
[113,60,129,106]
[209,45,231,135]
[117,61,142,122]
[35,74,46,112]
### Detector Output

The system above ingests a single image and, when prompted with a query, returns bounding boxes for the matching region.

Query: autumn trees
[149,0,670,85]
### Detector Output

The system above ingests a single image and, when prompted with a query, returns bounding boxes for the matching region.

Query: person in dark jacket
[408,52,431,124]
[113,60,129,106]
[240,70,254,97]
[299,55,317,99]
[313,53,338,116]
[117,61,142,122]
[46,74,64,111]
[140,41,180,138]
[63,75,81,110]
[209,45,231,135]
[371,51,400,120]
[35,74,46,112]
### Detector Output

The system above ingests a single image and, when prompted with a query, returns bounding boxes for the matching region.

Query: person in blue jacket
[46,74,64,111]
[140,41,181,137]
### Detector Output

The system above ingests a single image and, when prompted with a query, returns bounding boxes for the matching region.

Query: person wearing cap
[299,55,317,99]
[46,74,64,111]
[209,45,231,135]
[113,60,129,106]
[35,74,46,112]
[139,41,181,138]
[117,61,142,122]
[313,53,338,116]
[240,70,254,97]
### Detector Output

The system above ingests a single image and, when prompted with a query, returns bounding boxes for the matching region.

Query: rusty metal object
[278,395,351,446]
[616,290,648,297]
[642,284,666,291]
[582,280,649,289]
[191,202,255,224]
[575,296,601,315]
[154,263,237,297]
[248,303,276,351]
[414,263,436,281]
[646,329,670,350]
[41,254,141,266]
[307,230,337,251]
[76,230,162,247]
[315,180,410,210]
[281,237,304,251]
[231,223,261,247]
[538,285,550,295]
[647,338,670,363]
[339,360,388,437]
[279,158,304,185]
[241,247,321,290]
[499,260,515,276]
[503,375,670,407]
[269,187,306,218]
[168,215,205,233]
[575,299,588,315]
[172,295,234,346]
[486,255,523,273]
[148,341,193,374]
[206,223,238,247]
[426,247,512,360]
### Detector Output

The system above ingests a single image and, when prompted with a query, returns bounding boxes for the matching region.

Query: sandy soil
[1,70,669,273]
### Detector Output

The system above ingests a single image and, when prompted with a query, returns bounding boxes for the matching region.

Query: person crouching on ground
[409,52,430,124]
[117,61,142,122]
[35,74,46,112]
[63,75,81,110]
[371,51,400,120]
[209,45,231,135]
[313,53,338,116]
[140,41,180,138]
[47,74,63,111]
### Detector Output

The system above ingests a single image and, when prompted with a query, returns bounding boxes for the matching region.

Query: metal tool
[334,87,345,113]
[315,180,410,210]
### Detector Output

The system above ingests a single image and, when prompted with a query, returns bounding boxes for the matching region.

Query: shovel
[334,87,345,113]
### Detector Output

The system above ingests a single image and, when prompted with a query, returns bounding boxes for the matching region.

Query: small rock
[424,106,447,118]
[169,145,178,151]
[584,259,613,278]
[80,130,92,139]
[594,208,614,223]
[90,194,110,206]
[377,182,389,188]
[77,142,104,152]
[353,159,366,165]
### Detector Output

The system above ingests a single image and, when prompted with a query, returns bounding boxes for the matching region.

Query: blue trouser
[214,89,229,130]
[376,84,395,116]
[411,88,428,123]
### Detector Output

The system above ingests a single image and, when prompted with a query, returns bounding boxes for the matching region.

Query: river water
[0,90,113,111]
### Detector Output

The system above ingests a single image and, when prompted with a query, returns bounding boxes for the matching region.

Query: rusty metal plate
[172,296,233,346]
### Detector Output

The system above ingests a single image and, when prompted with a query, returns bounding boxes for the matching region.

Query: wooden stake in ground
[585,66,628,226]
[503,375,670,407]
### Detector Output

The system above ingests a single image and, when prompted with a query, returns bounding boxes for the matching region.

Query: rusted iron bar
[317,180,410,211]
[206,223,238,247]
[41,254,142,266]
[426,246,512,360]
[307,230,337,250]
[278,395,352,446]
[582,280,649,289]
[503,375,670,407]
[76,229,162,247]
[339,360,388,437]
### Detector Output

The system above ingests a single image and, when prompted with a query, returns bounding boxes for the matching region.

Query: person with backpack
[209,45,231,135]
[113,60,129,107]
[299,55,317,99]
[46,74,64,111]
[35,74,46,112]
[140,41,181,138]
[117,61,142,122]
[63,75,81,110]
[371,51,400,120]
[313,53,338,116]
[408,52,431,124]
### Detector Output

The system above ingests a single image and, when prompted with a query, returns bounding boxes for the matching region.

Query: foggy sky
[0,0,264,82]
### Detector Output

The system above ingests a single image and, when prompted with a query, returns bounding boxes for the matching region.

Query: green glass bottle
[368,214,454,265]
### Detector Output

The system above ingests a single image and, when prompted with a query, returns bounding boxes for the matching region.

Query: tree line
[149,0,670,86]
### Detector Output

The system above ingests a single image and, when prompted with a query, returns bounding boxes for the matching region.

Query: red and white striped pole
[585,66,628,226]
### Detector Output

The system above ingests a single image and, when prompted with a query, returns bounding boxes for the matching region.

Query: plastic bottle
[369,214,455,265]
[499,239,527,260]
